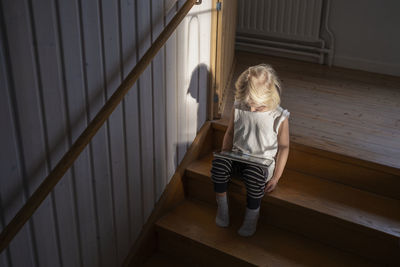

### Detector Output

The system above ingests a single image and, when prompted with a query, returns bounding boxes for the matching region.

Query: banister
[0,0,200,253]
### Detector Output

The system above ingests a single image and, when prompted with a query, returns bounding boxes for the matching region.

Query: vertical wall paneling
[0,7,35,265]
[100,0,130,264]
[32,0,83,265]
[80,0,117,265]
[120,0,143,246]
[165,5,178,181]
[136,0,155,223]
[3,0,61,266]
[185,14,199,149]
[0,85,13,267]
[197,4,210,131]
[0,0,212,266]
[151,0,168,202]
[176,0,187,164]
[57,0,100,265]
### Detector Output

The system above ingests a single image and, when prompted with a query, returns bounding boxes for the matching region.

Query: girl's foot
[238,206,260,237]
[215,194,230,227]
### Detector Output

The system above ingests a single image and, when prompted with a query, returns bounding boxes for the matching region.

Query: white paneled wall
[0,0,211,266]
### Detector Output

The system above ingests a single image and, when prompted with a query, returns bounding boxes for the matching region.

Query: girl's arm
[221,107,235,151]
[265,117,290,193]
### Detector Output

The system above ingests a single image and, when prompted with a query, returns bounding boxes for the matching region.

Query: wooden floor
[222,51,400,169]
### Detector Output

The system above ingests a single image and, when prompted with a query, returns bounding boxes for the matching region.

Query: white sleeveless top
[232,101,290,181]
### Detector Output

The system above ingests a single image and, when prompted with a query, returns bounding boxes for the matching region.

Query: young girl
[210,63,290,237]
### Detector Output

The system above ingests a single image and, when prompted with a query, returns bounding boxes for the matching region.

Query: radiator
[236,0,334,65]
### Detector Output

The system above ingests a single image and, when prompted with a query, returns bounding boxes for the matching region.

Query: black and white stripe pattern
[210,158,268,198]
[210,158,233,183]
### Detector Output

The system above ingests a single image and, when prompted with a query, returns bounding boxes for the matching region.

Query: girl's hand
[264,177,279,193]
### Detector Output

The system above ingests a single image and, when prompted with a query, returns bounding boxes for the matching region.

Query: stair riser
[185,174,399,265]
[212,124,400,200]
[156,227,254,267]
[286,149,400,200]
[264,202,399,266]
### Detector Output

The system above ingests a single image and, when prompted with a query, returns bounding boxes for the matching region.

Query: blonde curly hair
[234,63,282,110]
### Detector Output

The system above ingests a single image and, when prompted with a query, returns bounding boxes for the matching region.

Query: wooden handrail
[0,0,199,253]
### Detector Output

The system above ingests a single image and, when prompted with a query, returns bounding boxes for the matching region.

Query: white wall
[0,0,211,266]
[235,0,400,77]
[328,0,400,76]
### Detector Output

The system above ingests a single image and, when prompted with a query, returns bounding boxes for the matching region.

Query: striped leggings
[210,157,269,209]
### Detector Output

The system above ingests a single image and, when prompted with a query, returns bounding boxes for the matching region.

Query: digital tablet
[213,150,273,169]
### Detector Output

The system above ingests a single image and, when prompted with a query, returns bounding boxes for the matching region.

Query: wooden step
[140,251,187,266]
[211,121,400,200]
[184,153,400,265]
[155,198,377,266]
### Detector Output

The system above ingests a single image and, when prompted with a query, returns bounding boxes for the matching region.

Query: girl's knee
[211,158,233,175]
[242,165,266,177]
[210,158,233,185]
[242,165,267,201]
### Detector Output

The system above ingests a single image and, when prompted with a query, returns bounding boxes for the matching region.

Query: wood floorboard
[222,51,400,169]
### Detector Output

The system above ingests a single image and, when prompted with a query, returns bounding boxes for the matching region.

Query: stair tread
[186,153,400,239]
[156,198,376,266]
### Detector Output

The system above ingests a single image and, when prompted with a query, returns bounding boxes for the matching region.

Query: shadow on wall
[176,63,209,163]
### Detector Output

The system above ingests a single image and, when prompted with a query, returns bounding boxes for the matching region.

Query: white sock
[238,206,260,237]
[215,194,229,227]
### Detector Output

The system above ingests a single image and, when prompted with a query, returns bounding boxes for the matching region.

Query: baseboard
[333,55,400,77]
[235,44,321,64]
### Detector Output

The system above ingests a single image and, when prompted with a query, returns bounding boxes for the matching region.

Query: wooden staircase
[140,121,400,266]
